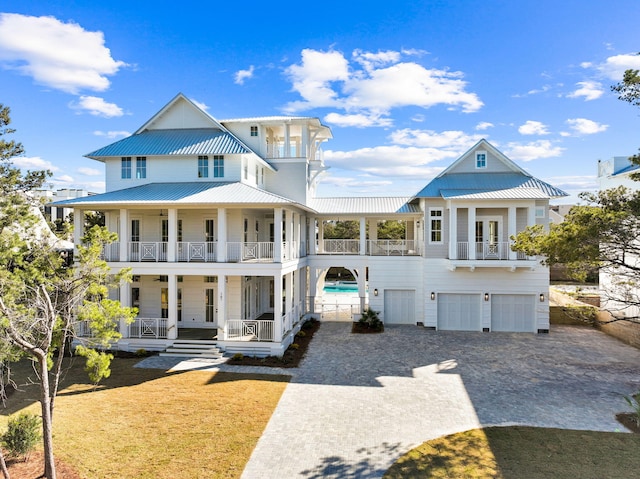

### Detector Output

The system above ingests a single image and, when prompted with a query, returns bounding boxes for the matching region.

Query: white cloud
[504,140,564,162]
[389,129,483,150]
[411,114,425,122]
[234,65,255,85]
[11,156,59,171]
[77,167,102,176]
[566,118,608,135]
[518,120,549,136]
[324,112,393,128]
[567,81,603,101]
[93,130,130,139]
[56,175,74,183]
[0,13,126,94]
[595,53,640,80]
[284,48,482,119]
[71,96,123,117]
[191,99,209,111]
[320,175,394,190]
[475,121,494,131]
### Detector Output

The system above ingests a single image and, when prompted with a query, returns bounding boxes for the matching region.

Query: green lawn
[1,357,289,479]
[384,426,640,479]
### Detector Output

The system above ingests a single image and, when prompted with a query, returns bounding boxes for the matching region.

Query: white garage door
[437,293,481,331]
[491,294,536,332]
[384,290,415,324]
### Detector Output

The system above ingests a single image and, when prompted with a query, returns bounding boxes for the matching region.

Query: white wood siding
[367,257,424,323]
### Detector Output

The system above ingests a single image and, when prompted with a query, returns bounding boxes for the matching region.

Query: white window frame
[475,150,487,169]
[428,208,444,244]
[121,157,132,179]
[198,155,209,178]
[250,125,258,137]
[213,155,224,178]
[136,156,147,179]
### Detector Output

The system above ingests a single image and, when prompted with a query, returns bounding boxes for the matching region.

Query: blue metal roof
[311,197,419,214]
[414,172,567,199]
[86,129,250,159]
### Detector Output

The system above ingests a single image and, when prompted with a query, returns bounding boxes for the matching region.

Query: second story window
[429,209,443,243]
[250,125,258,137]
[198,155,209,178]
[476,151,487,169]
[213,155,224,178]
[121,157,132,179]
[136,156,147,179]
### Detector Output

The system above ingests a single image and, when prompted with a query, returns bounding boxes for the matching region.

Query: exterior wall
[264,161,309,204]
[447,147,514,174]
[147,99,213,130]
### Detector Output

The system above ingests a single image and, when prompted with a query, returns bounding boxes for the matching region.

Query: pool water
[323,281,360,293]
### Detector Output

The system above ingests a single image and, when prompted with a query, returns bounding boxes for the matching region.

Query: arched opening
[313,265,368,321]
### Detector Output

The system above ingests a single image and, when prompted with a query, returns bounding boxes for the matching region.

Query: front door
[475,217,501,259]
[205,287,217,326]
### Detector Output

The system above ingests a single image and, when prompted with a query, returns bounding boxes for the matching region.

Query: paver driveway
[239,324,640,479]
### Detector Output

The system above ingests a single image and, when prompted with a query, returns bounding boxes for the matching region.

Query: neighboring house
[53,93,567,356]
[37,188,95,224]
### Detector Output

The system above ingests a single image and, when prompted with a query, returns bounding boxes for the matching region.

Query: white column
[358,270,366,313]
[73,208,84,258]
[448,205,457,260]
[318,219,324,253]
[168,208,177,262]
[167,274,177,339]
[119,208,129,261]
[273,273,283,341]
[359,217,367,255]
[274,208,283,262]
[307,217,316,255]
[285,210,294,260]
[218,275,226,339]
[308,267,317,314]
[508,206,517,260]
[119,282,130,338]
[468,206,476,260]
[284,123,291,157]
[217,207,227,262]
[301,124,309,158]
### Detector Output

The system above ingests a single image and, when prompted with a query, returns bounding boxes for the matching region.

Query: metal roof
[310,197,419,215]
[440,188,550,200]
[414,172,568,199]
[220,116,318,123]
[86,129,250,159]
[51,182,300,207]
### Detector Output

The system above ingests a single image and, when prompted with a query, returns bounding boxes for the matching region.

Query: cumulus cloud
[93,130,130,139]
[70,96,123,117]
[11,156,59,171]
[475,121,494,131]
[567,81,603,101]
[191,99,209,111]
[518,120,549,135]
[504,140,564,162]
[389,129,483,149]
[594,53,640,80]
[234,65,255,85]
[0,13,126,94]
[284,48,482,124]
[566,118,608,135]
[77,167,102,176]
[324,112,393,128]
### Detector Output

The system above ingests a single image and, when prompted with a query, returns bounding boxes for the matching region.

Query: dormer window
[476,151,487,169]
[250,125,258,137]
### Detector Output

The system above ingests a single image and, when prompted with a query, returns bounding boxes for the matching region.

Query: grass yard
[384,426,640,479]
[1,358,289,479]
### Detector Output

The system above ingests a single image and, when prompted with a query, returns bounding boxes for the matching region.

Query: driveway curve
[240,324,640,479]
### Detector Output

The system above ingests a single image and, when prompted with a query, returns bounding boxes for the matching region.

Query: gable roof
[134,93,224,134]
[310,197,419,215]
[437,139,528,177]
[51,182,306,209]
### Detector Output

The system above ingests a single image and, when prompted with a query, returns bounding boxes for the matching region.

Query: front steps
[159,339,224,359]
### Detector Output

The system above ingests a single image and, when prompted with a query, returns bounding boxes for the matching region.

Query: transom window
[213,155,224,178]
[429,208,443,243]
[121,157,132,179]
[476,151,487,169]
[198,155,209,178]
[250,125,258,137]
[136,156,147,179]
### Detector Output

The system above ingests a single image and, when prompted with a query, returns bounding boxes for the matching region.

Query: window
[161,288,168,319]
[177,288,182,322]
[136,156,147,178]
[204,276,217,283]
[476,151,487,169]
[198,155,209,178]
[243,160,248,180]
[255,165,259,183]
[121,157,132,179]
[205,219,215,242]
[260,167,264,185]
[429,209,443,243]
[250,125,258,137]
[535,207,545,218]
[131,219,140,242]
[161,219,168,242]
[213,155,224,178]
[131,288,140,308]
[177,219,183,242]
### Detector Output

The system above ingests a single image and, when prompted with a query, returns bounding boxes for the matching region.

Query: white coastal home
[54,93,567,356]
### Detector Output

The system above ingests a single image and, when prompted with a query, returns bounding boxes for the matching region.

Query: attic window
[250,125,258,137]
[476,151,487,169]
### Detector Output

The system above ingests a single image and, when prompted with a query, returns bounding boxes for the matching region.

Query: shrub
[296,330,307,338]
[231,353,244,361]
[289,343,300,350]
[302,319,317,330]
[1,412,41,458]
[622,391,640,427]
[359,309,383,331]
[135,348,148,357]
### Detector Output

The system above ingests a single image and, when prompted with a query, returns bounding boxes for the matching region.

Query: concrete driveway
[239,324,640,479]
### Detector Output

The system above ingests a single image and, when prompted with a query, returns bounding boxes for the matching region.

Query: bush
[296,330,307,338]
[1,412,41,458]
[622,391,640,427]
[359,309,383,331]
[135,348,148,357]
[289,343,300,350]
[231,353,244,361]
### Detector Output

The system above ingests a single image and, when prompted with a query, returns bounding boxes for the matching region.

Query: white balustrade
[128,318,168,339]
[226,319,274,341]
[227,242,274,262]
[176,242,217,262]
[127,242,168,262]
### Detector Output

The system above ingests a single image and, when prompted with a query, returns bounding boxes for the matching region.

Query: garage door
[437,293,481,331]
[491,294,536,332]
[384,290,415,324]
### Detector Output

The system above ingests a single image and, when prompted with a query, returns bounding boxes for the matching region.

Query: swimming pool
[323,281,359,293]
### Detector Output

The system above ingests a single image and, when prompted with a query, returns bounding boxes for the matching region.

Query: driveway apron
[240,324,640,479]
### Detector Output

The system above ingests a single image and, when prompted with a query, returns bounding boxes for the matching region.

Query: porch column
[318,219,324,253]
[285,272,293,316]
[308,267,317,314]
[308,217,317,254]
[359,217,366,255]
[217,207,227,262]
[73,208,84,258]
[167,274,177,339]
[284,123,291,157]
[167,208,177,262]
[358,270,366,313]
[218,275,226,339]
[448,205,457,260]
[468,206,476,260]
[119,208,129,261]
[508,206,517,260]
[301,124,309,158]
[285,209,294,260]
[119,282,130,338]
[274,208,283,262]
[273,273,283,341]
[296,214,303,258]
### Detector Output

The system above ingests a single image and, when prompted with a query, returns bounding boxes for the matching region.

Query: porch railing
[128,242,168,262]
[322,239,360,254]
[454,242,535,260]
[226,319,274,341]
[128,318,168,339]
[177,241,216,262]
[368,239,420,256]
[227,242,275,262]
[101,242,120,262]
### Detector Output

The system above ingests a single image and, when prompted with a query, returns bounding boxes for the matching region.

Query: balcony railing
[177,241,216,262]
[453,242,535,261]
[129,242,168,262]
[322,239,360,254]
[227,242,275,262]
[368,240,420,256]
[128,318,168,339]
[226,319,274,341]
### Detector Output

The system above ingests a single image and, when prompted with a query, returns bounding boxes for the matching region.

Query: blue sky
[2,1,640,203]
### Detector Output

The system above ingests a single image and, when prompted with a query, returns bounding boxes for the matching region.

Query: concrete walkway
[138,324,640,478]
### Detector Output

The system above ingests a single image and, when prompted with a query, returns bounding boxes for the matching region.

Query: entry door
[205,287,217,325]
[476,218,501,259]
